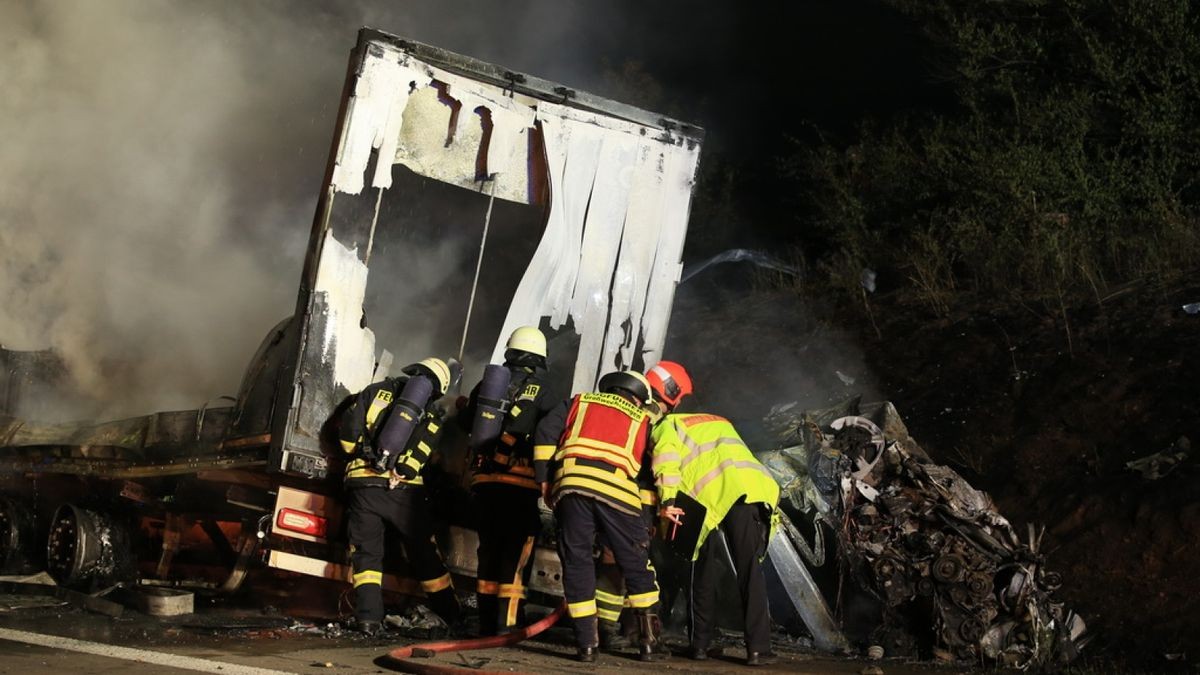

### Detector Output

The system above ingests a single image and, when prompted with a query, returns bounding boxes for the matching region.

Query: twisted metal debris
[759,398,1088,668]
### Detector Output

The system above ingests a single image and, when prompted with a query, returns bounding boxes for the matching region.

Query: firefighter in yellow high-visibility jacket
[645,361,780,667]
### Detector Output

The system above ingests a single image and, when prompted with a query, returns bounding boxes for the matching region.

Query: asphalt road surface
[0,592,952,674]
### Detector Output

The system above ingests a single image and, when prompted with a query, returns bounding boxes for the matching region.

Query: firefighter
[338,357,461,636]
[645,361,780,666]
[534,371,661,662]
[461,326,556,636]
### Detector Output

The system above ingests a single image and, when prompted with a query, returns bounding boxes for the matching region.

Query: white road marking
[0,627,297,675]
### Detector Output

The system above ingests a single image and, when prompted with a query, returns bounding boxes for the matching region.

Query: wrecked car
[759,397,1089,667]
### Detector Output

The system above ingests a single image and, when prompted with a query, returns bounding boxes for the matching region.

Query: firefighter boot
[634,608,667,661]
[477,592,499,637]
[427,588,463,634]
[574,615,599,662]
[353,580,385,627]
[346,618,384,637]
[598,617,629,651]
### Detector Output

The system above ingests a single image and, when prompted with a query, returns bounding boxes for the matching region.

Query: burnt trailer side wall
[269,28,704,481]
[267,41,365,483]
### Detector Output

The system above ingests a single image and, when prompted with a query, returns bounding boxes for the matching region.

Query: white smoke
[0,0,615,419]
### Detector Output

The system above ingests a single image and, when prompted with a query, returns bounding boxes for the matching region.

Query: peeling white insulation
[312,230,377,395]
[322,39,700,394]
[501,102,701,393]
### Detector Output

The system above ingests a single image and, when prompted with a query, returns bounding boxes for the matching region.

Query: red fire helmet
[645,361,693,409]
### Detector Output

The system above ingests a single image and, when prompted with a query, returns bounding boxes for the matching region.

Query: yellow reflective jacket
[650,413,780,560]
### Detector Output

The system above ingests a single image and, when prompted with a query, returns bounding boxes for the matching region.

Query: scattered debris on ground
[0,571,125,617]
[384,603,448,638]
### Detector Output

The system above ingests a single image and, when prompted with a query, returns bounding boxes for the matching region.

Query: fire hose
[383,602,566,674]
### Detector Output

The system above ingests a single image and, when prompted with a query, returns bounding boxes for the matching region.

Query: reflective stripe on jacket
[650,413,779,559]
[538,392,651,515]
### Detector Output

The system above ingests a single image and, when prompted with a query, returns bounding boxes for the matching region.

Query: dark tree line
[781,0,1200,311]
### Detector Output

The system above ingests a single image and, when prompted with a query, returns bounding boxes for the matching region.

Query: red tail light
[276,508,327,537]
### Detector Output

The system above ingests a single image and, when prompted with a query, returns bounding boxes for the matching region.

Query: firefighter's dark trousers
[595,505,659,639]
[690,498,771,653]
[556,494,658,649]
[594,552,627,634]
[472,483,541,635]
[347,484,459,624]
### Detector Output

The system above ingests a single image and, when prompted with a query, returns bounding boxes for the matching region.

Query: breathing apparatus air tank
[470,364,512,452]
[373,374,435,473]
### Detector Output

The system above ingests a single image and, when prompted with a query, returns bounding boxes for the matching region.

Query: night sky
[578,2,949,251]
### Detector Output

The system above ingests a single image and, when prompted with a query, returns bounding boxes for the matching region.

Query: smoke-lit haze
[669,275,881,448]
[0,1,618,418]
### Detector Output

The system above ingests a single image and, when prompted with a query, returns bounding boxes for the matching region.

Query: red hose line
[383,602,566,674]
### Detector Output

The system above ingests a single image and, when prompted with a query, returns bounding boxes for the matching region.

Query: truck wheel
[46,503,135,589]
[0,496,36,574]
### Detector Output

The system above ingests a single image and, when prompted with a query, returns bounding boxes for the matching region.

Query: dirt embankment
[850,279,1200,667]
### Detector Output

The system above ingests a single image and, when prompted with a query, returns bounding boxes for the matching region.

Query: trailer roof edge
[358,27,706,143]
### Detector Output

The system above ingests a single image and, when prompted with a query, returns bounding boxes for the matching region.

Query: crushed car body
[759,397,1089,667]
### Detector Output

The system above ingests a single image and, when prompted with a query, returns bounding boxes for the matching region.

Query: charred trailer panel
[268,29,703,483]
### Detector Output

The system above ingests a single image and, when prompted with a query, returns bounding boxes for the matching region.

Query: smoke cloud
[0,1,617,419]
[666,274,882,449]
[0,1,879,431]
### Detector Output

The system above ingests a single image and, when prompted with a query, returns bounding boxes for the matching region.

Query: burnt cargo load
[0,28,702,601]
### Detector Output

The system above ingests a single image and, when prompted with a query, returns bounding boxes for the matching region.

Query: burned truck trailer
[0,29,702,601]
